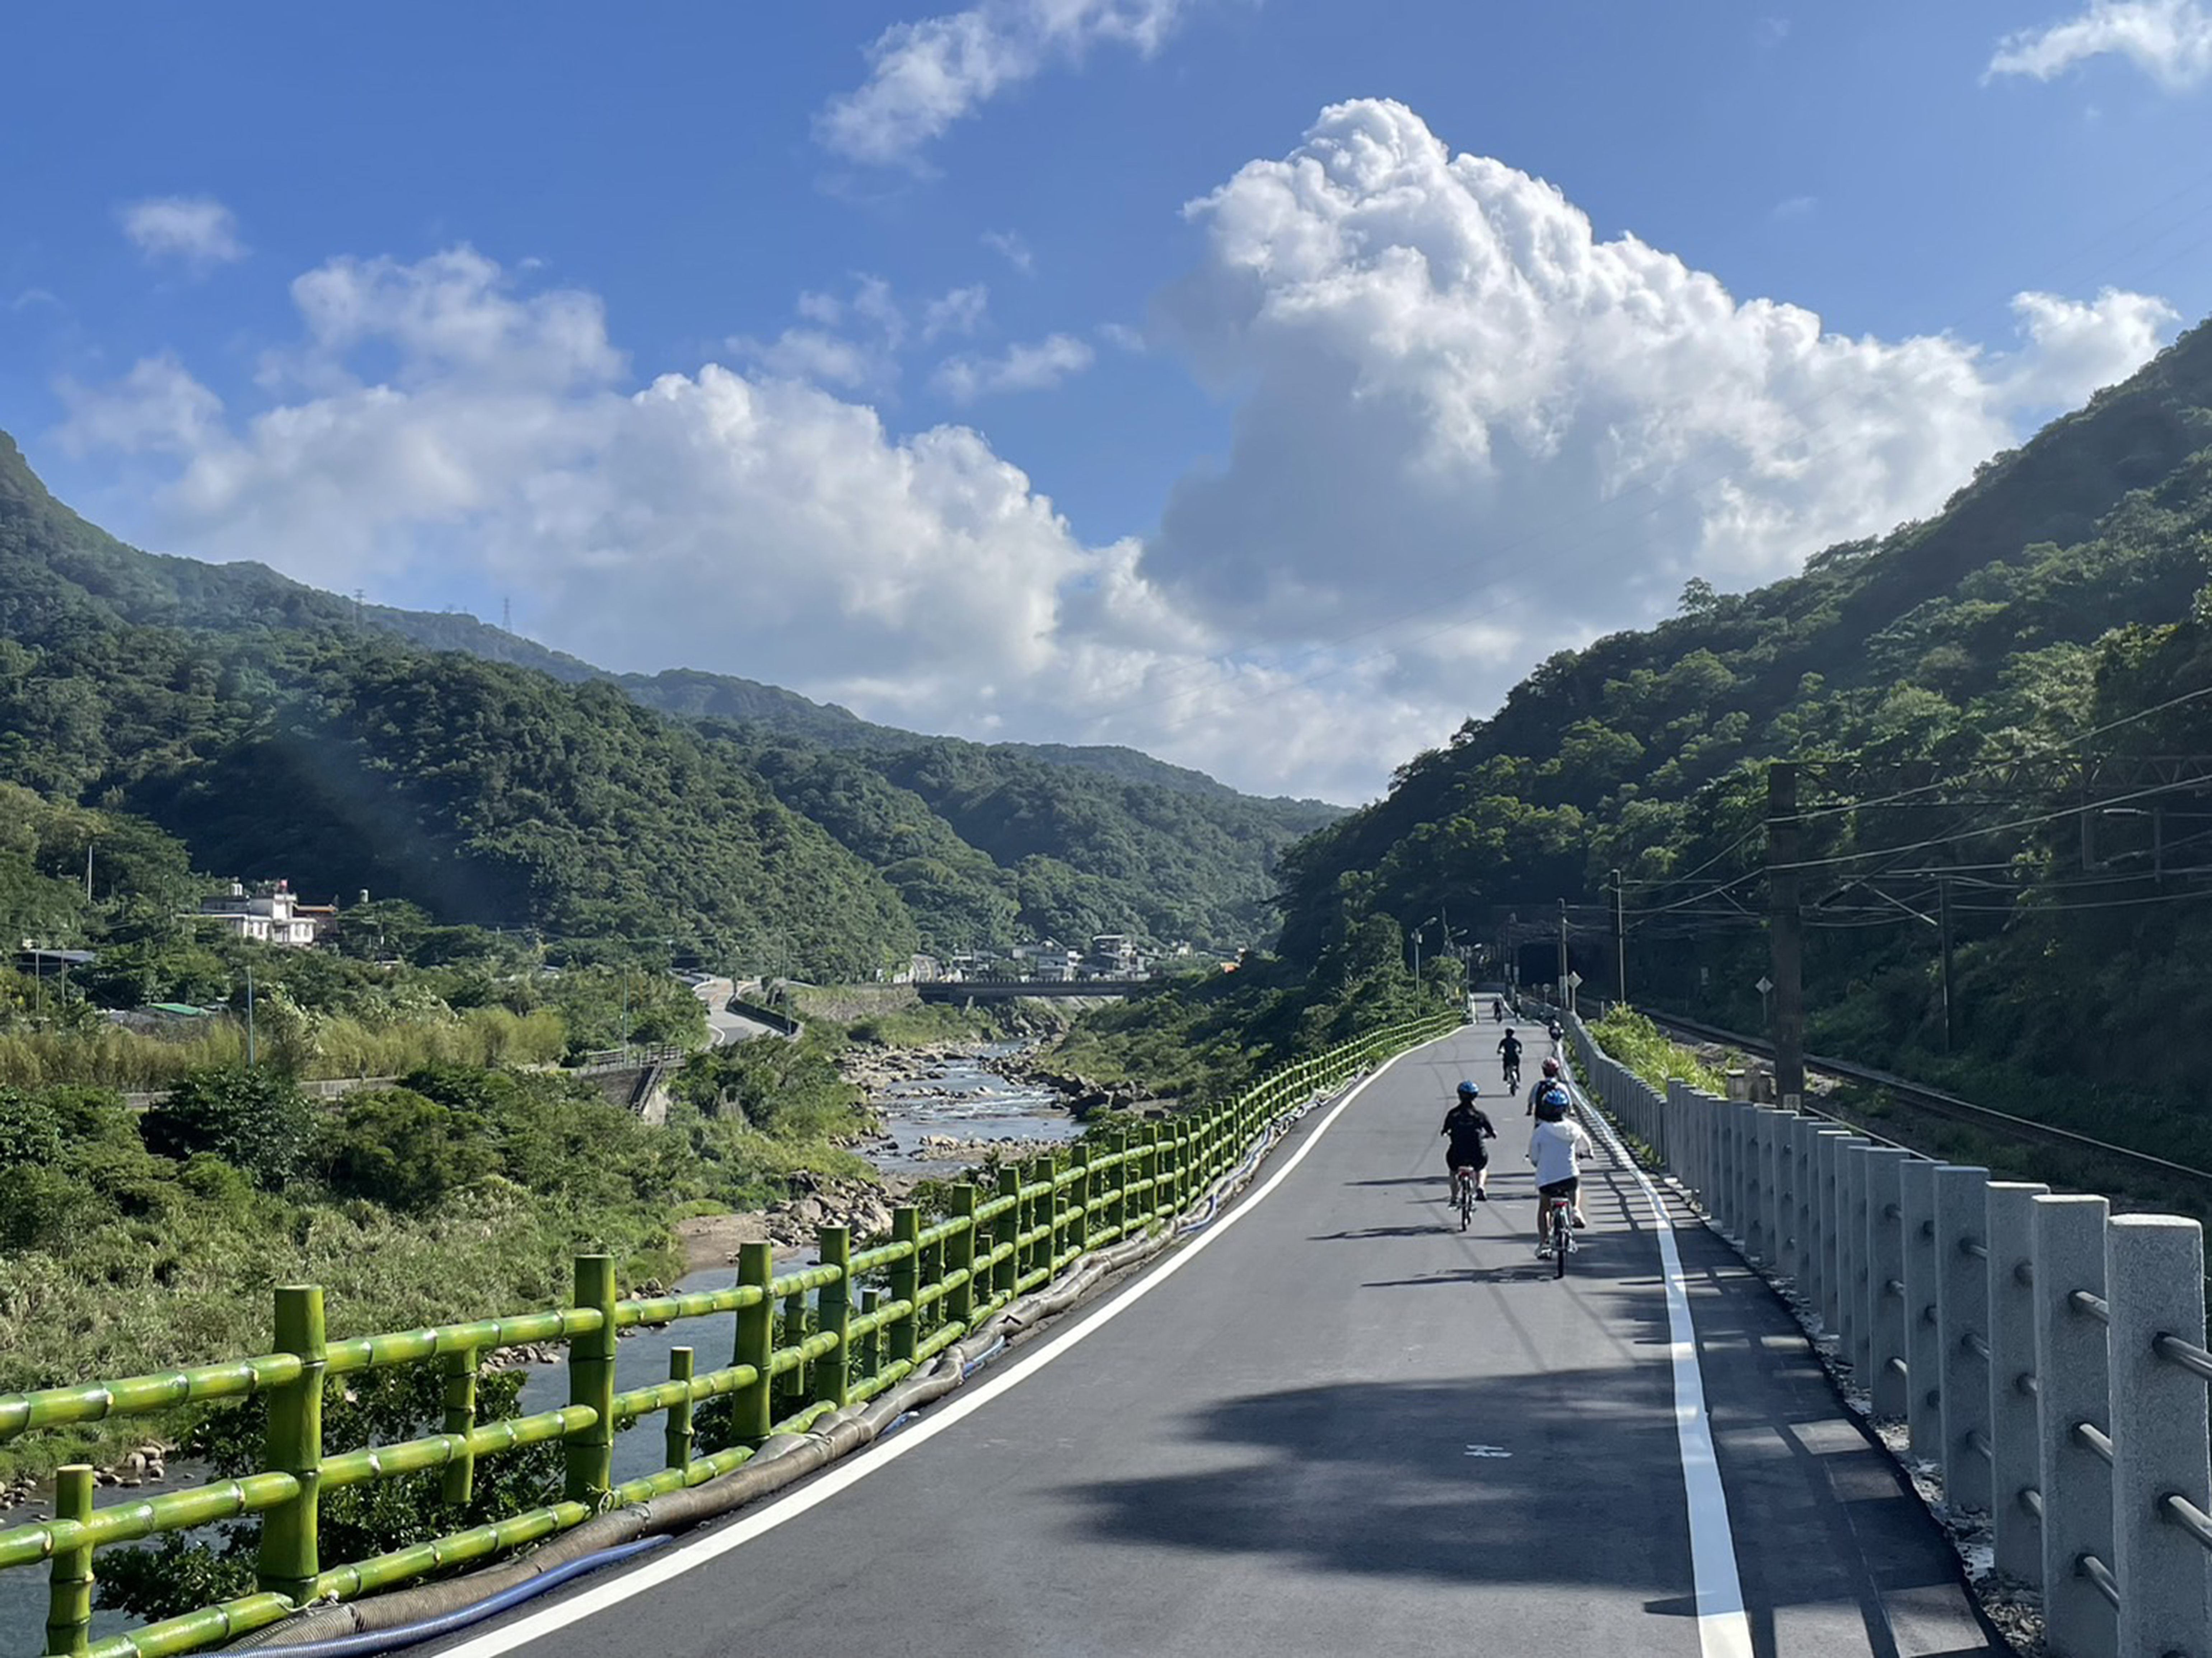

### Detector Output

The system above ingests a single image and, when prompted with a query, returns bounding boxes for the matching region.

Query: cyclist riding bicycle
[1525,1054,1565,1115]
[1497,1027,1523,1088]
[1546,1017,1563,1045]
[1526,1086,1590,1244]
[1441,1081,1497,1208]
[1490,997,1504,1023]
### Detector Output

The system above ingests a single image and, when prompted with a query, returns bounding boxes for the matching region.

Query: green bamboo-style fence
[0,1015,1455,1658]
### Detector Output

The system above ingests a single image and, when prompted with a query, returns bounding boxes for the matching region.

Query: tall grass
[0,1009,567,1090]
[1587,1006,1730,1095]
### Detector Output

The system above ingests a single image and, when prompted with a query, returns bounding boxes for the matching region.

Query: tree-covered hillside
[0,434,1322,959]
[1267,313,2212,1139]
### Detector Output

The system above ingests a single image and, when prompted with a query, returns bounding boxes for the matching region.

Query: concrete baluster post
[815,1224,850,1410]
[2032,1194,2115,1658]
[1718,1099,1740,1240]
[1935,1165,1993,1511]
[947,1184,977,1329]
[889,1206,921,1368]
[2105,1215,2212,1656]
[1831,1135,1867,1343]
[45,1464,93,1657]
[857,1288,880,1383]
[994,1166,1021,1299]
[1985,1181,2049,1587]
[1762,1109,1791,1272]
[563,1256,617,1507]
[1900,1161,1946,1460]
[259,1284,328,1602]
[1741,1106,1766,1262]
[1864,1148,1912,1419]
[777,1276,809,1418]
[665,1346,695,1473]
[440,1347,477,1508]
[1842,1141,1873,1380]
[732,1241,773,1445]
[1793,1118,1820,1294]
[1808,1131,1842,1333]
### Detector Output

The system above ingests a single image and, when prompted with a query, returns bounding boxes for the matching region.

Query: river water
[0,1045,1081,1650]
[865,1040,1081,1166]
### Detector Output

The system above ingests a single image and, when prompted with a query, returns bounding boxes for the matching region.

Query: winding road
[429,1024,2004,1657]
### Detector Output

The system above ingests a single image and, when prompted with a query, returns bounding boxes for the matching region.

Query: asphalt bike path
[429,1026,2002,1658]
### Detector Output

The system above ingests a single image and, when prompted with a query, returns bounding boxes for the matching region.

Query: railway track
[1639,1007,2212,1195]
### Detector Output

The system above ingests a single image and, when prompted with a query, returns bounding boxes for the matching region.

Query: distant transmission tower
[352,588,365,626]
[503,595,512,633]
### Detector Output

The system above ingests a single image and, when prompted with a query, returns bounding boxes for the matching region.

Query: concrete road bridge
[913,977,1154,1002]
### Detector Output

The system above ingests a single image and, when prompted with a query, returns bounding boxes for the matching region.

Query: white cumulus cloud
[933,332,1095,401]
[47,245,1407,798]
[1987,0,2212,89]
[817,0,1200,167]
[48,104,2185,803]
[118,196,248,269]
[1136,99,2178,668]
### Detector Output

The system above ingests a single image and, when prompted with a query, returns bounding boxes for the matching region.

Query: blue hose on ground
[240,1535,672,1658]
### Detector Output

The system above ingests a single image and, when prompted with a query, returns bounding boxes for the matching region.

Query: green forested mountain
[0,434,1317,958]
[0,430,1330,812]
[1268,314,2212,1131]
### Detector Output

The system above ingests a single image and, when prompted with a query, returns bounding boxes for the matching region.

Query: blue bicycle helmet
[1456,1079,1479,1100]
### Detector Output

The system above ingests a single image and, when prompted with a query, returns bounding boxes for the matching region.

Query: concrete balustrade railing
[1566,1013,2212,1658]
[0,1012,1460,1658]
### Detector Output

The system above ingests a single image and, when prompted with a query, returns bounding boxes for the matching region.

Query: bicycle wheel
[1457,1175,1472,1231]
[1552,1203,1568,1279]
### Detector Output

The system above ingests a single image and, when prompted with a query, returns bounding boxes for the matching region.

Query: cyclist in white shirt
[1526,1089,1591,1243]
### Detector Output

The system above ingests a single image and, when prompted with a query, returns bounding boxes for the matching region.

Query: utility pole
[84,841,93,903]
[1938,874,1954,1055]
[1610,868,1626,1005]
[1768,761,1804,1108]
[1556,898,1569,1011]
[245,966,257,1067]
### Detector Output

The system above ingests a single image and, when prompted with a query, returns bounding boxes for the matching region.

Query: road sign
[1566,971,1582,989]
[1755,975,1773,995]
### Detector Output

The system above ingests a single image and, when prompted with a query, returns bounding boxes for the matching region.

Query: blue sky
[6,0,2212,801]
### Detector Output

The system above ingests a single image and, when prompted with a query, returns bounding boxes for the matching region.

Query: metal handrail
[2080,1552,2122,1608]
[2073,1421,2117,1466]
[2162,1493,2212,1557]
[2153,1331,2212,1384]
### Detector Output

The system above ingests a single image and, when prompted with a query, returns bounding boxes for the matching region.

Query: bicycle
[1453,1166,1477,1231]
[1502,1060,1521,1093]
[1537,1188,1575,1278]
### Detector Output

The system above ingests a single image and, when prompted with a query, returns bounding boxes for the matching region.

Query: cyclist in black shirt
[1497,1027,1523,1091]
[1441,1081,1497,1208]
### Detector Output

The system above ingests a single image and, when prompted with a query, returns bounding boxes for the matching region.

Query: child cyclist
[1440,1081,1497,1208]
[1526,1082,1591,1247]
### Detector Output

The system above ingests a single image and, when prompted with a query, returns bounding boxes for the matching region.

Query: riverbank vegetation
[0,1038,874,1482]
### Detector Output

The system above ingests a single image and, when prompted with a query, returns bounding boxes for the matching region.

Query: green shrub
[140,1067,316,1191]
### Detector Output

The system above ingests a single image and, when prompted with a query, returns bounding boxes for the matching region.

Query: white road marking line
[434,1036,1449,1656]
[1574,1081,1754,1658]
